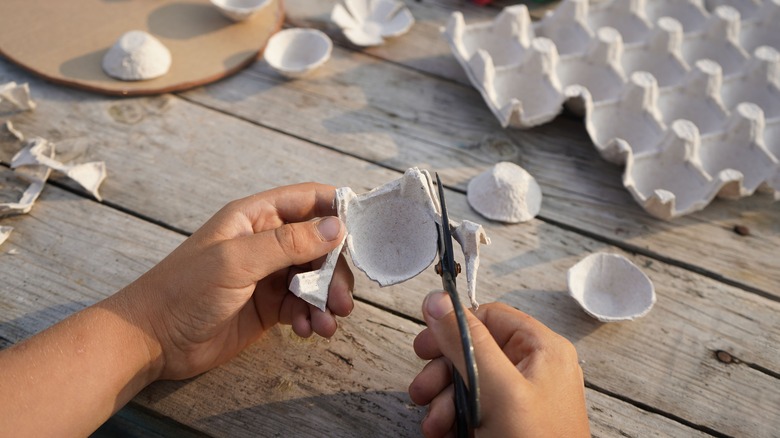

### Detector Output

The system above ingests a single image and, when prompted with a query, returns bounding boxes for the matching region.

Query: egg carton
[444,0,780,219]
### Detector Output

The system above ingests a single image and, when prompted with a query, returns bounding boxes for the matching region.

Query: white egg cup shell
[467,162,542,223]
[567,253,656,322]
[102,31,171,81]
[290,168,490,311]
[331,0,415,47]
[444,0,780,219]
[210,0,271,22]
[264,28,333,78]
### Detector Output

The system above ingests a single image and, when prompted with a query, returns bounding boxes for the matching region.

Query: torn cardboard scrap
[0,82,36,113]
[11,137,107,201]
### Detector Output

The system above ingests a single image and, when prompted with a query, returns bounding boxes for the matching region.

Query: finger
[413,327,441,360]
[474,302,563,365]
[422,384,456,438]
[235,183,338,227]
[310,305,337,338]
[227,216,345,283]
[409,357,452,406]
[327,254,354,317]
[421,291,531,397]
[291,298,313,338]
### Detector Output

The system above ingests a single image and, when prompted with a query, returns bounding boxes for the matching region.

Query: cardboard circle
[0,0,284,96]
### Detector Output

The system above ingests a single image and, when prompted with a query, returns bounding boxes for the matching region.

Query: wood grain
[0,0,284,96]
[0,184,708,437]
[0,63,778,435]
[173,35,780,299]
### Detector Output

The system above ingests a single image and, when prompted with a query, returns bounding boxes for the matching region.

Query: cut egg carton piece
[290,168,490,311]
[444,0,780,219]
[331,0,415,47]
[567,252,656,322]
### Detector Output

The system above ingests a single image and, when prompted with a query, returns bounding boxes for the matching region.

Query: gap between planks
[170,92,778,304]
[10,164,770,438]
[0,169,736,437]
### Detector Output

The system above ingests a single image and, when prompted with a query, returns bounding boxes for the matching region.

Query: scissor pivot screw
[434,262,461,276]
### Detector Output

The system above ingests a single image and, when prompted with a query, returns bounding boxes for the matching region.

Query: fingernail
[426,291,454,320]
[316,216,342,241]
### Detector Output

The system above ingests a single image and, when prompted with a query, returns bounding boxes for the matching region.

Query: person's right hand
[409,292,590,437]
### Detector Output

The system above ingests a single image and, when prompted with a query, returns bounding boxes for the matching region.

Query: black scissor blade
[435,173,456,278]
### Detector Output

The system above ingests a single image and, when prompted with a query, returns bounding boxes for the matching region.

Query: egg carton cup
[444,0,780,219]
[290,168,490,311]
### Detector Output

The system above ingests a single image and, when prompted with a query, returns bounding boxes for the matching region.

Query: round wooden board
[0,0,283,96]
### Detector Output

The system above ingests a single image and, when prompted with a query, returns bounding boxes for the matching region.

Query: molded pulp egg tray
[445,0,780,219]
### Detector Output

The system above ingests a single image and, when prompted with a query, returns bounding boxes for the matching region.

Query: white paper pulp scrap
[289,229,348,312]
[4,121,25,141]
[452,220,491,309]
[0,226,12,248]
[0,141,53,218]
[289,187,356,311]
[0,82,36,113]
[12,137,107,201]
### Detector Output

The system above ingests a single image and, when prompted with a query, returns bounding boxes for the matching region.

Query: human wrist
[104,281,166,386]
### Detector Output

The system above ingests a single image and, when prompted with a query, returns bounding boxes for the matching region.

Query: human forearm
[0,290,161,437]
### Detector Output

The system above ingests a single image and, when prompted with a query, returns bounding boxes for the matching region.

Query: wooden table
[1,1,778,436]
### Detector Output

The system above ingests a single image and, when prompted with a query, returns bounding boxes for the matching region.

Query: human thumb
[422,291,524,395]
[232,216,345,281]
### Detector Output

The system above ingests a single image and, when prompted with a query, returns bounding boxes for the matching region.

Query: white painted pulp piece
[102,31,172,81]
[11,138,107,201]
[264,28,333,78]
[0,226,12,249]
[567,252,656,322]
[0,139,53,218]
[331,0,414,47]
[210,0,271,21]
[0,82,36,112]
[467,162,542,223]
[290,168,490,311]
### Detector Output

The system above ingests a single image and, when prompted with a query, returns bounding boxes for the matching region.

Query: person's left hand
[115,183,353,381]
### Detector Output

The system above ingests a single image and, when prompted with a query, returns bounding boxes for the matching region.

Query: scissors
[434,173,481,437]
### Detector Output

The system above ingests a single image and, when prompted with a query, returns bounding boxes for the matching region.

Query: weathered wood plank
[92,404,209,438]
[0,68,777,436]
[172,38,780,298]
[587,390,710,438]
[0,185,706,437]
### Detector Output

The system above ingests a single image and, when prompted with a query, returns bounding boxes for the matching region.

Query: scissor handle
[443,273,481,432]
